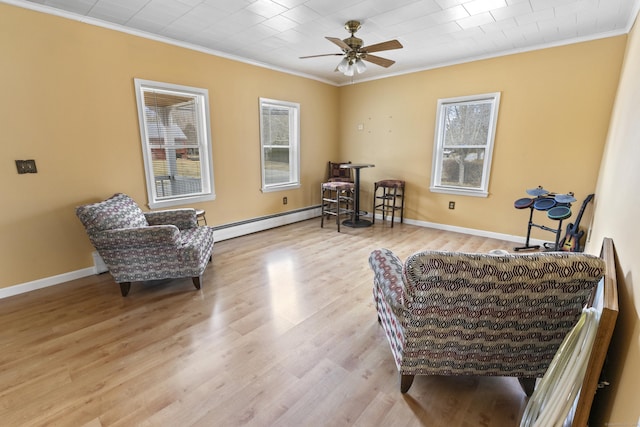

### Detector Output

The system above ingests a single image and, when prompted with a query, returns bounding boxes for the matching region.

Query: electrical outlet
[449,201,455,209]
[15,159,37,174]
[283,197,288,205]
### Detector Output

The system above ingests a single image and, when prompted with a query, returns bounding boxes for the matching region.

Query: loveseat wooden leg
[119,282,131,297]
[519,377,536,396]
[192,276,202,290]
[400,374,415,393]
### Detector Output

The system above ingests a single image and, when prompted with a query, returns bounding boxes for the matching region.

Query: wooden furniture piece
[320,181,353,232]
[368,248,605,394]
[567,237,618,426]
[326,161,353,183]
[340,163,375,228]
[372,179,405,228]
[196,209,207,225]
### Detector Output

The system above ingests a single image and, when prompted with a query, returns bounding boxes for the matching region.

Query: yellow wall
[338,37,626,238]
[0,3,628,288]
[0,4,339,287]
[584,15,640,426]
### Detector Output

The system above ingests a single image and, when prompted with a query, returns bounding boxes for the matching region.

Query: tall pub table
[340,163,375,228]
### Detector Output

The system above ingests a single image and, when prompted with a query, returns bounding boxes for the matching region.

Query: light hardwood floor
[1,219,529,426]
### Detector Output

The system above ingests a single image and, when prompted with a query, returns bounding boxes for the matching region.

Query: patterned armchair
[76,193,214,296]
[368,248,605,394]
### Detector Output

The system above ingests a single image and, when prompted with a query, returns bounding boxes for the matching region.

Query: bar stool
[372,180,405,227]
[195,209,207,226]
[321,181,354,232]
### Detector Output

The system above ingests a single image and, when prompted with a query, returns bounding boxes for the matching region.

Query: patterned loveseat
[369,248,605,394]
[76,193,214,296]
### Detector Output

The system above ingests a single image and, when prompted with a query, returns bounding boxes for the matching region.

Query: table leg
[343,168,372,228]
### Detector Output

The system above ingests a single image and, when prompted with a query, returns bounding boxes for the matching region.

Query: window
[134,79,215,209]
[430,92,501,197]
[259,98,300,192]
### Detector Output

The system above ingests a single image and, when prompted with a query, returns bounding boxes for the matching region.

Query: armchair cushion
[76,193,148,234]
[90,225,181,250]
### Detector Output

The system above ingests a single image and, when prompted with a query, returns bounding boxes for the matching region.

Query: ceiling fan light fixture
[337,57,349,73]
[302,20,403,79]
[355,58,367,74]
[344,61,355,76]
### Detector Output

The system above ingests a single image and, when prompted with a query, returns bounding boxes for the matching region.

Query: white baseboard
[399,216,548,248]
[212,207,321,241]
[0,267,96,300]
[1,207,548,299]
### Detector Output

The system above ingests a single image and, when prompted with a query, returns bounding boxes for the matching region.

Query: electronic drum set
[514,186,576,251]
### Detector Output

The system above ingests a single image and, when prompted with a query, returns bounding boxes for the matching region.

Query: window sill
[261,183,301,193]
[148,193,216,210]
[430,186,488,198]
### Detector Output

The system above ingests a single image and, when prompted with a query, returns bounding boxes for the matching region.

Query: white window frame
[430,92,501,197]
[134,79,215,209]
[259,98,301,193]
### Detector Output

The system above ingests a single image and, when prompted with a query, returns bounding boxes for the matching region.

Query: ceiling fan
[300,20,403,76]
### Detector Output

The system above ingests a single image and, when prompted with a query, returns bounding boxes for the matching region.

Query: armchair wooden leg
[518,377,536,396]
[119,282,131,297]
[192,276,202,290]
[400,374,415,393]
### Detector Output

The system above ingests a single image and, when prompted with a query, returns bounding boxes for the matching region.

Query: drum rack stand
[514,203,540,251]
[514,197,572,252]
[515,187,575,252]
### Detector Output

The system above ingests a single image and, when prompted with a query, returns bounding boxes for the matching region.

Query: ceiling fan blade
[299,53,344,59]
[362,39,403,53]
[363,54,395,68]
[326,36,351,52]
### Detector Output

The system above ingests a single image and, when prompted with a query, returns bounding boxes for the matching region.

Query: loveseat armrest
[91,225,180,250]
[369,248,407,315]
[145,209,197,230]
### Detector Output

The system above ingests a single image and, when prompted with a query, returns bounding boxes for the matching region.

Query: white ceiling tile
[89,2,142,24]
[330,2,385,24]
[304,0,355,16]
[463,0,506,16]
[262,15,299,31]
[272,0,308,8]
[431,5,470,24]
[456,11,495,28]
[450,26,484,40]
[530,0,574,12]
[129,0,193,28]
[44,0,98,14]
[245,0,288,19]
[436,0,465,8]
[406,21,462,39]
[281,5,322,24]
[201,0,254,13]
[176,0,202,7]
[481,16,518,33]
[490,1,532,22]
[514,8,555,26]
[503,21,540,40]
[369,0,442,27]
[367,0,427,14]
